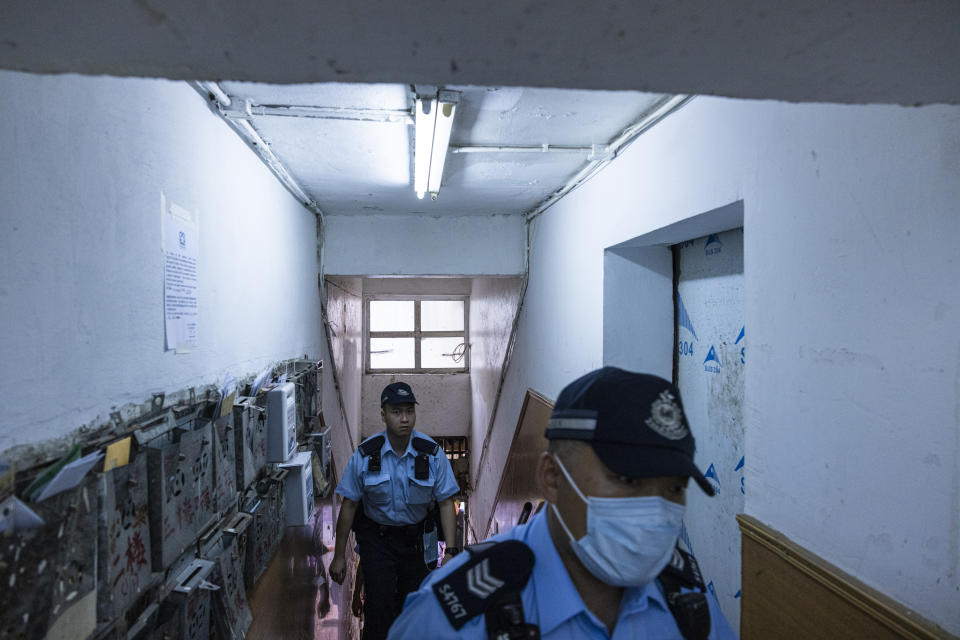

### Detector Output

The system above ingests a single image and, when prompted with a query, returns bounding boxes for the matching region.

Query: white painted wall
[602,201,745,378]
[602,247,674,379]
[361,374,471,439]
[0,70,336,454]
[323,214,525,276]
[473,96,960,632]
[468,277,524,489]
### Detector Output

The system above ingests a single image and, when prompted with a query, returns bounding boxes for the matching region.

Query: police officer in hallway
[388,367,738,639]
[329,381,460,640]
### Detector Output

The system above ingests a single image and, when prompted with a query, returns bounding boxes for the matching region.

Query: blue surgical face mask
[550,454,685,587]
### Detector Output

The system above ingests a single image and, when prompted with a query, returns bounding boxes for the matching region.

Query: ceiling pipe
[451,144,596,154]
[234,118,314,203]
[226,103,414,124]
[201,81,232,107]
[190,81,326,221]
[194,80,689,224]
[524,94,694,223]
[202,92,606,158]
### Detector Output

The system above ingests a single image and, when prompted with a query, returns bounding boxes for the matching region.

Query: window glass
[421,337,466,369]
[369,338,415,369]
[369,300,414,332]
[421,300,464,331]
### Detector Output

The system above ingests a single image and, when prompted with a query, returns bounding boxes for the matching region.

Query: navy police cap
[545,366,715,496]
[381,381,418,406]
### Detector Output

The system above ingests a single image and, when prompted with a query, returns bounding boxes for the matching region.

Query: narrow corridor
[247,495,356,640]
[2,9,959,635]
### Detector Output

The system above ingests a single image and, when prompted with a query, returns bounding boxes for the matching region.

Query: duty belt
[371,519,425,540]
[352,499,425,544]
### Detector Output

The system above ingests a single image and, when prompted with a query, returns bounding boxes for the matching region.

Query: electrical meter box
[278,451,314,526]
[266,382,297,463]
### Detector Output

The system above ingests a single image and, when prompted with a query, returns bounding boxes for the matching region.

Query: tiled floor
[246,495,360,640]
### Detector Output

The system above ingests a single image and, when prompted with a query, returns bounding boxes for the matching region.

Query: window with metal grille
[365,296,469,373]
[434,436,468,460]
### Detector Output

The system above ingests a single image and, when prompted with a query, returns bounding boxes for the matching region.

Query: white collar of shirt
[526,509,671,635]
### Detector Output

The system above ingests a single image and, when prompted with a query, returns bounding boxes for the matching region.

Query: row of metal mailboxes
[1,392,319,640]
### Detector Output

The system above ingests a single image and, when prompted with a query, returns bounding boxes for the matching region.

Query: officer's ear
[536,451,562,503]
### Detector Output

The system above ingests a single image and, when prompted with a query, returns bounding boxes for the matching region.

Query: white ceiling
[6,1,957,218]
[215,81,670,216]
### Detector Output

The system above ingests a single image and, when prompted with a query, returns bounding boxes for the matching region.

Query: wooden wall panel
[738,515,956,640]
[485,389,553,538]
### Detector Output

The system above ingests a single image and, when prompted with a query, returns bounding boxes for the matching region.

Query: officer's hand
[329,554,347,585]
[351,588,364,618]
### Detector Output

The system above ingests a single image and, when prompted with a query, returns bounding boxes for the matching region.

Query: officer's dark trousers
[356,527,429,640]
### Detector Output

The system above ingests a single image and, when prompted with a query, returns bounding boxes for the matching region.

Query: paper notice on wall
[162,194,199,353]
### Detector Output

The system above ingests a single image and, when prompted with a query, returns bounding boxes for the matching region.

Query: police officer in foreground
[388,367,737,639]
[329,381,460,640]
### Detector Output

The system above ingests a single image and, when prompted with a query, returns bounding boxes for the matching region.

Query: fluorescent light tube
[427,95,458,197]
[414,97,436,199]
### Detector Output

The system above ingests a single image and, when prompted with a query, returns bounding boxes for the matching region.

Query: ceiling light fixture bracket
[413,87,460,200]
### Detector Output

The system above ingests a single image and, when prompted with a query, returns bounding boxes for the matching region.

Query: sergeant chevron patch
[466,559,504,598]
[431,540,535,630]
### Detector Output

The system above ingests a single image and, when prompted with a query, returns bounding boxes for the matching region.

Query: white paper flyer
[162,194,199,353]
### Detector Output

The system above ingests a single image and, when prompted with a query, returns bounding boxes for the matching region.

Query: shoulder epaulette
[411,436,438,479]
[359,435,385,473]
[466,541,496,554]
[412,436,439,455]
[358,435,385,457]
[431,540,535,630]
[659,545,711,640]
[660,545,705,590]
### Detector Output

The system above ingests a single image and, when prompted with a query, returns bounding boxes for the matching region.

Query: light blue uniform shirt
[335,430,460,526]
[388,510,738,639]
